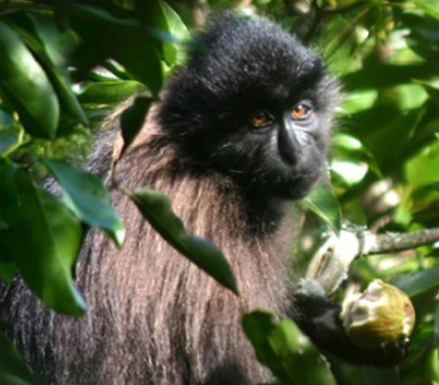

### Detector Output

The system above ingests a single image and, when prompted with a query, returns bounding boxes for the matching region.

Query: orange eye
[291,103,310,120]
[250,111,272,127]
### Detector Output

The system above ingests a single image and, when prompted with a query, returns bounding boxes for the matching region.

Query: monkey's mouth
[274,171,321,200]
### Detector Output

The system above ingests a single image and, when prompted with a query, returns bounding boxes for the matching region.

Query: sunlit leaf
[414,79,439,109]
[155,0,190,66]
[46,159,125,247]
[0,21,59,139]
[130,188,238,294]
[0,160,86,315]
[414,0,439,21]
[304,184,341,232]
[243,311,336,385]
[5,13,88,132]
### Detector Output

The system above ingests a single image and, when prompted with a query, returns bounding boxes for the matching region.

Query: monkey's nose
[277,121,300,165]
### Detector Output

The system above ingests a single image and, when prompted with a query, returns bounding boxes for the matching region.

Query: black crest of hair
[0,13,407,385]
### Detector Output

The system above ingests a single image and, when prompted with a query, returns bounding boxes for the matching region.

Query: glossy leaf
[130,188,238,295]
[155,0,189,66]
[0,21,59,139]
[46,159,125,247]
[0,160,86,315]
[5,13,88,132]
[304,184,341,232]
[0,332,34,385]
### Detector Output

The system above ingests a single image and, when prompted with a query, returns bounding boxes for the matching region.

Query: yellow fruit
[340,280,415,350]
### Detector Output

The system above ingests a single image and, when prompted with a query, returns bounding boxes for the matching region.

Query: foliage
[0,0,439,384]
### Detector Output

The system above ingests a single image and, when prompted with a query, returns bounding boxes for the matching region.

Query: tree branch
[306,227,439,294]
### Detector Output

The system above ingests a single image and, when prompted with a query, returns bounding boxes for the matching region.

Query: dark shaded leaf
[68,2,164,96]
[342,64,438,91]
[120,96,153,156]
[78,80,146,104]
[46,159,125,246]
[0,332,34,385]
[130,188,238,294]
[0,110,23,157]
[391,264,439,298]
[0,160,86,315]
[0,261,17,285]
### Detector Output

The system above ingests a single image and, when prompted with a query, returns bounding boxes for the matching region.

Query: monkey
[0,13,407,385]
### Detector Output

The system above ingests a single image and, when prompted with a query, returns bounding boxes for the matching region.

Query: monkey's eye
[291,103,311,120]
[250,111,273,128]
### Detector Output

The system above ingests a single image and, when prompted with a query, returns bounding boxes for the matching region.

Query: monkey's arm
[291,292,409,367]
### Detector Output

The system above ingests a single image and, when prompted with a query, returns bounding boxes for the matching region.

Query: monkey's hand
[291,279,413,367]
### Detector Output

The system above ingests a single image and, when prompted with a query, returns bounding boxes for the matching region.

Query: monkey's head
[158,14,339,200]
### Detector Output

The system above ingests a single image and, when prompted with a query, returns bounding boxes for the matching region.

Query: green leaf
[434,303,439,343]
[0,260,17,285]
[5,13,88,132]
[405,140,439,191]
[304,184,341,232]
[242,311,336,385]
[155,0,190,66]
[359,366,400,385]
[0,21,59,139]
[120,96,153,156]
[401,12,439,62]
[414,0,439,21]
[0,332,34,385]
[0,112,24,157]
[414,80,439,109]
[0,160,86,315]
[69,3,164,96]
[118,40,163,97]
[391,264,439,298]
[130,188,238,295]
[78,80,146,104]
[45,159,125,247]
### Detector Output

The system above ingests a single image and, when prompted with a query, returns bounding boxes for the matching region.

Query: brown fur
[0,112,299,384]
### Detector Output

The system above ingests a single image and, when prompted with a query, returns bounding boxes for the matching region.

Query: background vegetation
[1,0,439,384]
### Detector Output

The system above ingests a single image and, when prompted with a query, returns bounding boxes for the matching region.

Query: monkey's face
[191,88,333,200]
[158,15,339,201]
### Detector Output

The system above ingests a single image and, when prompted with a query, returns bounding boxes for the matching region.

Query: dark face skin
[204,97,329,200]
[159,15,337,205]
